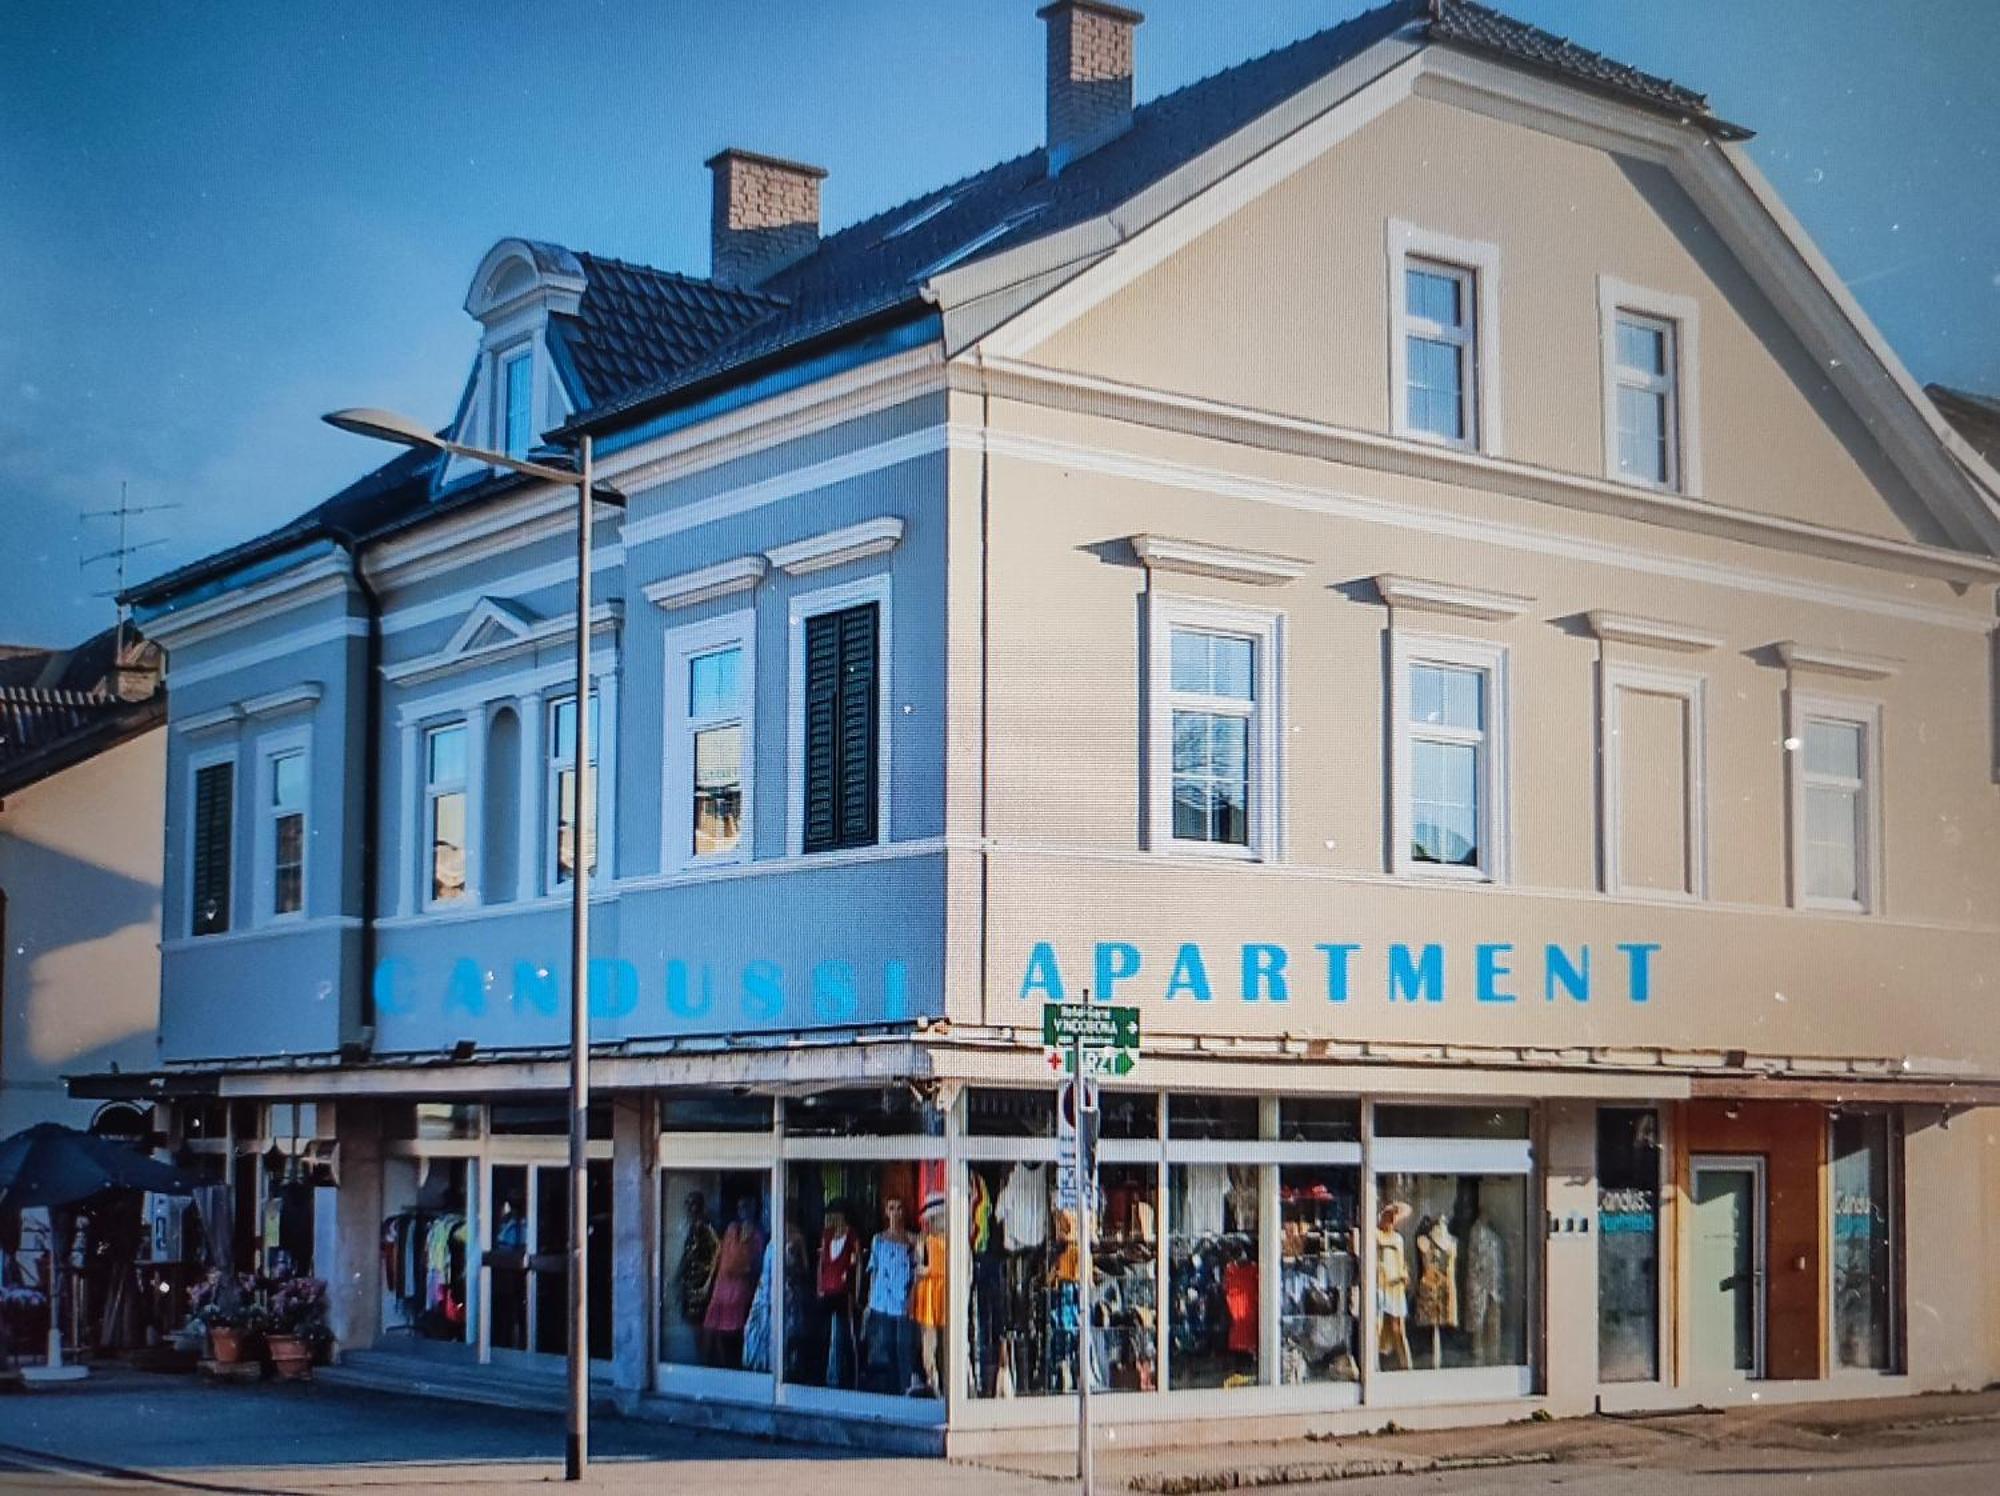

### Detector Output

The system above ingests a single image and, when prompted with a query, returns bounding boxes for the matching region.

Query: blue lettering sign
[1618,943,1660,1003]
[1165,943,1212,1001]
[1241,944,1289,1002]
[1316,943,1360,1002]
[1544,945,1590,1003]
[1475,943,1515,1004]
[1094,942,1141,1000]
[1387,943,1444,1003]
[1020,942,1065,1002]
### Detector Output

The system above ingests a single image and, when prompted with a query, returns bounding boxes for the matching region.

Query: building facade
[96,0,2000,1454]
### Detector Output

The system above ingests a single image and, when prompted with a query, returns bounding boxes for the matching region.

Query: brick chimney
[1037,1,1142,172]
[705,148,827,289]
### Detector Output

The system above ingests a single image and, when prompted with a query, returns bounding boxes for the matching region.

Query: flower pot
[266,1333,312,1382]
[208,1327,245,1365]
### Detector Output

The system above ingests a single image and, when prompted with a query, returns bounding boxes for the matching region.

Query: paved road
[2,1370,1998,1494]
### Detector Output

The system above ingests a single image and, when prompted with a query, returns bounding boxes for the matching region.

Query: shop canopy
[0,1123,198,1212]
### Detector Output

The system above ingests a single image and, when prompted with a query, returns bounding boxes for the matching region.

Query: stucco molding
[642,556,768,611]
[384,601,622,688]
[174,703,246,738]
[1129,534,1309,586]
[143,552,352,651]
[1772,641,1901,681]
[1373,573,1533,622]
[1585,612,1721,653]
[241,683,324,720]
[765,516,905,577]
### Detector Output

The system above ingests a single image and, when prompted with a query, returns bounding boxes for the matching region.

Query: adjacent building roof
[1929,385,2000,470]
[0,626,165,798]
[131,0,1756,612]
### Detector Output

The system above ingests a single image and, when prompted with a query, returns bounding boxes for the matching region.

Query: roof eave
[0,697,166,800]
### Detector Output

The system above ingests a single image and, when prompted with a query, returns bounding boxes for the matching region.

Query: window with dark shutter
[192,761,233,936]
[802,602,879,854]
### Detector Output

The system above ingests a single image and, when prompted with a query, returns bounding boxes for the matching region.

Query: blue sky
[1,0,1994,646]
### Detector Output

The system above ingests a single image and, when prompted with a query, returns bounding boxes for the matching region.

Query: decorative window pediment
[382,596,613,688]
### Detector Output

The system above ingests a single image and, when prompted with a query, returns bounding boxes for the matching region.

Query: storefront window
[659,1094,771,1133]
[1374,1173,1527,1373]
[1168,1094,1259,1141]
[1279,1098,1360,1143]
[1098,1091,1159,1140]
[1279,1165,1360,1384]
[1832,1112,1894,1371]
[1168,1162,1259,1387]
[489,1099,611,1138]
[1375,1105,1528,1139]
[1596,1107,1661,1383]
[385,1102,479,1141]
[381,1157,469,1343]
[785,1088,929,1138]
[967,1088,1054,1138]
[661,1168,771,1371]
[784,1157,950,1397]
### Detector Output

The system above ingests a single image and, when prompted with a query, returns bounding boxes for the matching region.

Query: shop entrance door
[486,1160,613,1366]
[1689,1156,1764,1379]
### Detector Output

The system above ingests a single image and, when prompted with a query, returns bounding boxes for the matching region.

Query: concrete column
[610,1092,653,1404]
[327,1100,386,1359]
[1542,1100,1599,1415]
[516,690,544,902]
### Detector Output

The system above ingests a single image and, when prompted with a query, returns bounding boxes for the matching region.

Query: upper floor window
[1391,635,1508,881]
[425,723,469,906]
[1387,222,1501,454]
[1793,701,1879,913]
[190,758,234,937]
[548,695,599,886]
[1145,596,1281,860]
[264,744,307,919]
[664,611,754,871]
[800,601,880,855]
[1612,313,1679,487]
[1598,278,1701,495]
[500,347,534,458]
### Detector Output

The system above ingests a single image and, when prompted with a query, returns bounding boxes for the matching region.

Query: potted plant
[188,1270,260,1365]
[265,1277,328,1381]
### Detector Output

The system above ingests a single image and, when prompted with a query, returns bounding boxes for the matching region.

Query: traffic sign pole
[1074,1022,1093,1496]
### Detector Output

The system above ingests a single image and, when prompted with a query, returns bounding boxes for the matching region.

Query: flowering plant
[268,1277,328,1338]
[187,1269,259,1330]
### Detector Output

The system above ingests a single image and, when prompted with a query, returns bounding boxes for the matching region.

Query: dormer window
[500,347,534,458]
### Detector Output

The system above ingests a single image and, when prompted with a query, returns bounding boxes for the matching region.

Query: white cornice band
[1774,641,1901,680]
[1586,611,1722,653]
[765,516,905,577]
[1130,534,1309,586]
[643,556,768,612]
[1374,573,1535,622]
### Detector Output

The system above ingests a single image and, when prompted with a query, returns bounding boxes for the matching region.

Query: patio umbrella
[0,1123,197,1383]
[0,1123,197,1211]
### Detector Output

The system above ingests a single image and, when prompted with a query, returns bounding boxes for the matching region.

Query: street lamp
[325,406,618,1482]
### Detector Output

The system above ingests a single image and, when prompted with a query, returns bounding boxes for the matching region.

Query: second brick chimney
[1038,0,1143,172]
[706,148,827,289]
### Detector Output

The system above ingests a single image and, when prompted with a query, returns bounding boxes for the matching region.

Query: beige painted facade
[0,726,165,1136]
[935,83,2000,1412]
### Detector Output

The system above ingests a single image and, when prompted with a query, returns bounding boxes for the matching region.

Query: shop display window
[784,1158,951,1397]
[964,1159,1159,1399]
[967,1088,1054,1138]
[1279,1165,1360,1384]
[1373,1172,1527,1372]
[1832,1112,1894,1371]
[785,1088,930,1138]
[1375,1105,1528,1140]
[661,1168,771,1371]
[380,1157,469,1344]
[1098,1091,1159,1140]
[1168,1093,1258,1141]
[1596,1107,1662,1383]
[659,1094,771,1133]
[1168,1162,1259,1388]
[1279,1098,1360,1144]
[488,1099,611,1138]
[385,1102,479,1141]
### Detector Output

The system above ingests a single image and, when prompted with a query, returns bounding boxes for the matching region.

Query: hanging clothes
[1181,1165,1228,1238]
[995,1163,1051,1252]
[1223,1258,1259,1355]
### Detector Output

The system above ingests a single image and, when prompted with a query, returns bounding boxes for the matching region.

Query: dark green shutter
[802,602,879,853]
[192,761,233,936]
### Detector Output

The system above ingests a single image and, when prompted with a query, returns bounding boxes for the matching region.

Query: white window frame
[545,693,602,892]
[497,344,534,458]
[185,743,239,938]
[1389,631,1509,883]
[1145,593,1283,862]
[662,609,756,873]
[1598,663,1708,900]
[786,573,892,858]
[1597,277,1702,496]
[1788,693,1882,914]
[254,727,311,926]
[422,718,471,911]
[1387,221,1503,455]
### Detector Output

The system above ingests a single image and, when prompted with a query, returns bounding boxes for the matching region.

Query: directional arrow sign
[1042,1003,1140,1051]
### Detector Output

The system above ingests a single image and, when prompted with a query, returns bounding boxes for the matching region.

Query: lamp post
[325,408,617,1481]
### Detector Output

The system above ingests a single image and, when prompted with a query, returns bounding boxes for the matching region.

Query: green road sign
[1042,1003,1140,1051]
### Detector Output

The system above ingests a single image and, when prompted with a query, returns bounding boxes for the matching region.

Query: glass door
[1689,1157,1763,1379]
[488,1160,612,1364]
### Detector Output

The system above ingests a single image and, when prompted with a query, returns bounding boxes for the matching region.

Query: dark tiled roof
[1928,384,2000,467]
[135,1,1740,606]
[0,627,165,796]
[1426,1,1746,137]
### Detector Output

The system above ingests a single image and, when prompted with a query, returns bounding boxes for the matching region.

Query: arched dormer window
[443,238,588,486]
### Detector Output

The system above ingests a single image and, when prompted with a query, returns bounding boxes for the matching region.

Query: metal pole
[565,435,594,1482]
[1074,1027,1093,1496]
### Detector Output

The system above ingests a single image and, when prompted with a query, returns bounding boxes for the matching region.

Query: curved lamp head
[322,407,448,452]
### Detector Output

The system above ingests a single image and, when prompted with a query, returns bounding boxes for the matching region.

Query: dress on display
[912,1229,948,1329]
[1412,1222,1459,1328]
[704,1221,764,1335]
[1376,1227,1410,1319]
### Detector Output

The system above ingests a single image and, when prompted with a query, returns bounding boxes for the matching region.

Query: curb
[1128,1450,1554,1492]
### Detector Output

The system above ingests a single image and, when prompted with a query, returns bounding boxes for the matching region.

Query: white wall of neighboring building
[0,725,164,1136]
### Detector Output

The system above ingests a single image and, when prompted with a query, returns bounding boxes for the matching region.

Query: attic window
[919,208,1043,279]
[500,347,534,458]
[883,191,960,241]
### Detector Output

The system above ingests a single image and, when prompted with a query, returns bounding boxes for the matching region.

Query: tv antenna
[80,482,180,664]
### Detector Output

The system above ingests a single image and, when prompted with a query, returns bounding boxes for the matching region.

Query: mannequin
[1375,1201,1413,1371]
[1465,1210,1505,1366]
[676,1191,719,1331]
[816,1201,860,1388]
[912,1196,949,1394]
[863,1196,918,1394]
[1411,1215,1459,1370]
[702,1194,765,1368]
